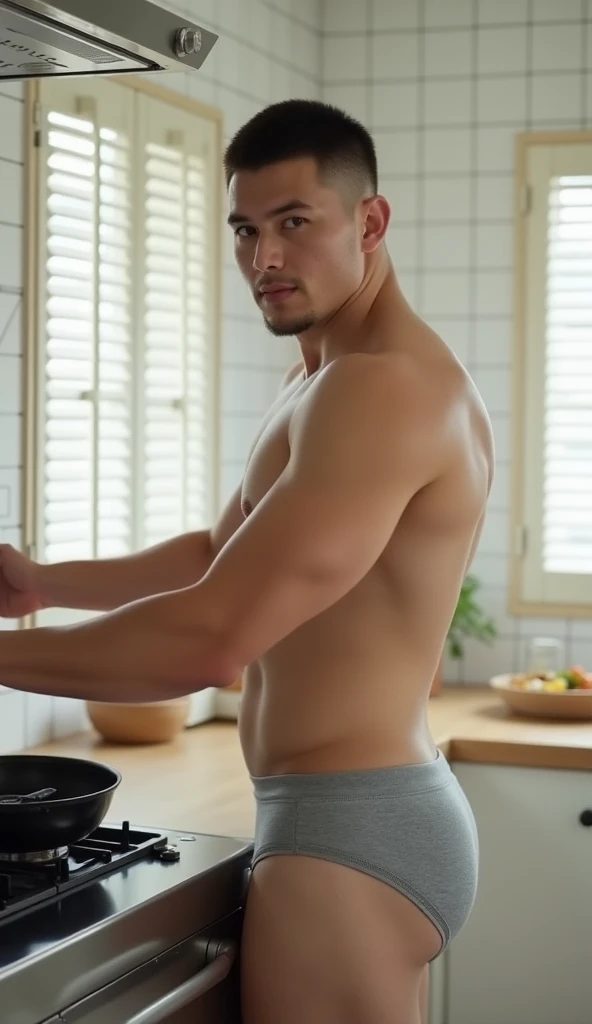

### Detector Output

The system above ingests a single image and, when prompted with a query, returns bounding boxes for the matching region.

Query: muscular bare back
[217,316,494,779]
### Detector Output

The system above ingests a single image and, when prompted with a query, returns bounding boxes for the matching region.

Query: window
[513,135,592,615]
[25,77,221,627]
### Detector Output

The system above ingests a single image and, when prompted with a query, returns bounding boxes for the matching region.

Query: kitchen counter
[25,685,592,839]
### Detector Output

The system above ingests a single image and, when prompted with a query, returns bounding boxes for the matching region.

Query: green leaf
[447,575,498,660]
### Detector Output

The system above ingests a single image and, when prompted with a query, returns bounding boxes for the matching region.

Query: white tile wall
[322,0,592,684]
[0,0,320,750]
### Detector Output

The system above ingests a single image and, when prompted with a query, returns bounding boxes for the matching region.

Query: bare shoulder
[288,352,456,491]
[298,351,452,437]
[294,349,493,488]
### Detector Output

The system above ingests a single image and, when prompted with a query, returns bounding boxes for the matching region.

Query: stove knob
[158,844,181,862]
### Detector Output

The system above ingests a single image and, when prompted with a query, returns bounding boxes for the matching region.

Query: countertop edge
[445,736,592,772]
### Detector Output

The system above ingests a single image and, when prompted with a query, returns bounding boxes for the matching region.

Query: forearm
[37,530,214,612]
[0,587,237,703]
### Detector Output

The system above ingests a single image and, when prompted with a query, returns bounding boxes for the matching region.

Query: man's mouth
[259,284,297,304]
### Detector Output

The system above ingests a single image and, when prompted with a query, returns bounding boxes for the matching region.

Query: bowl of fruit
[490,665,592,719]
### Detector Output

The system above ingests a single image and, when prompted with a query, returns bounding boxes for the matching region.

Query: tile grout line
[320,18,588,39]
[365,0,372,128]
[326,69,581,87]
[525,0,534,129]
[415,0,426,314]
[467,0,479,377]
[582,0,589,126]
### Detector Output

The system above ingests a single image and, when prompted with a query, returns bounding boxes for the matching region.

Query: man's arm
[34,486,244,612]
[193,353,444,667]
[0,355,442,703]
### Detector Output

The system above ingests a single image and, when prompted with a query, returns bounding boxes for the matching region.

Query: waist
[239,664,437,776]
[250,749,452,800]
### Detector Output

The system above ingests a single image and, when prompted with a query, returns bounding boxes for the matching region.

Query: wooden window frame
[510,130,592,620]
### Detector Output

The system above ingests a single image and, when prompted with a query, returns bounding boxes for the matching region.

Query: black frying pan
[0,755,121,853]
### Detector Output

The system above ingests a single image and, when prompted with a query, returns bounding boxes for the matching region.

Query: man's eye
[284,216,306,229]
[235,225,256,238]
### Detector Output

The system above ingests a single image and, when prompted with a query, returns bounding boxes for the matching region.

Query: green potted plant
[447,574,498,660]
[432,575,497,696]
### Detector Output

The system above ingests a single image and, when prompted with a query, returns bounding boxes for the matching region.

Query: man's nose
[253,231,284,272]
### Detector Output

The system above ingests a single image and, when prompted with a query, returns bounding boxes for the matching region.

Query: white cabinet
[445,761,592,1024]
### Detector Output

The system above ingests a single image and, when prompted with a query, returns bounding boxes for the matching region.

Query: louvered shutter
[136,92,217,549]
[34,79,219,639]
[36,80,135,575]
[520,142,592,606]
[544,174,592,575]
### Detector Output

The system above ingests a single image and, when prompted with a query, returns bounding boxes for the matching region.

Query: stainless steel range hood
[0,0,218,79]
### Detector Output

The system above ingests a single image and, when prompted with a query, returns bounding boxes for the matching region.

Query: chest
[240,386,303,518]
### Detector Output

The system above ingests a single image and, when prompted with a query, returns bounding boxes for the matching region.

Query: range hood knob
[175,27,202,57]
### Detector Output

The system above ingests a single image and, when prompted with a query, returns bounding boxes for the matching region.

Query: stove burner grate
[0,822,168,923]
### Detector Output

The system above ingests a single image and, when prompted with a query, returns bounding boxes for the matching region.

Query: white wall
[323,0,592,685]
[0,0,320,751]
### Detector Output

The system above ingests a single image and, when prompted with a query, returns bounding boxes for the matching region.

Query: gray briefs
[250,749,478,957]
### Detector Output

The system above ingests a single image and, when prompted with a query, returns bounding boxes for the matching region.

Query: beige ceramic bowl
[86,697,189,744]
[490,674,592,720]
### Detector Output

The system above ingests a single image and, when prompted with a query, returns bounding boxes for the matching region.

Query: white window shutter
[141,138,186,547]
[544,174,592,575]
[37,80,135,581]
[43,108,96,566]
[34,79,219,632]
[135,93,218,550]
[186,152,212,529]
[96,124,134,560]
[520,142,592,607]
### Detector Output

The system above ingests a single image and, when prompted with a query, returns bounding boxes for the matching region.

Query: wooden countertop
[25,686,592,840]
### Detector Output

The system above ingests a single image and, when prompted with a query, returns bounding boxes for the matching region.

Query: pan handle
[125,939,237,1024]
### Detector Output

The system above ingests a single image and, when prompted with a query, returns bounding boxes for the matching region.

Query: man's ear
[360,195,391,253]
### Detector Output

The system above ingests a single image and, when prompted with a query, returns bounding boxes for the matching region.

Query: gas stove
[0,820,253,1024]
[0,822,175,923]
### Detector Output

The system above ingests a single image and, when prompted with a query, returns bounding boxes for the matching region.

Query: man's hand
[0,544,46,618]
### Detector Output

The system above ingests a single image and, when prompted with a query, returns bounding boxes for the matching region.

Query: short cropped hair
[223,99,378,199]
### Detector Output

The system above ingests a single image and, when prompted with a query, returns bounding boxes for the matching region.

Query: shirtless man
[0,100,493,1023]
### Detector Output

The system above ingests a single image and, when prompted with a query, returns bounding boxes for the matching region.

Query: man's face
[228,157,365,337]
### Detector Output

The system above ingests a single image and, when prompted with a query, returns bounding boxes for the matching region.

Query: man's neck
[298,255,404,377]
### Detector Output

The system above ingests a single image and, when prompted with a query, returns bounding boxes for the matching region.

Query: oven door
[51,911,243,1024]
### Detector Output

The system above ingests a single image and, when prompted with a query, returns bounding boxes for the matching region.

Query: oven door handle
[125,939,238,1024]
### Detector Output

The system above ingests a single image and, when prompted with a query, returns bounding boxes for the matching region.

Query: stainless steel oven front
[42,910,244,1024]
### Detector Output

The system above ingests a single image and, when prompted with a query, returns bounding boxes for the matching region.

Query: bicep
[199,474,389,667]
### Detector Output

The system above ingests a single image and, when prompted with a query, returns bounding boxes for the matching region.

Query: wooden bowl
[490,674,592,720]
[86,698,189,744]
